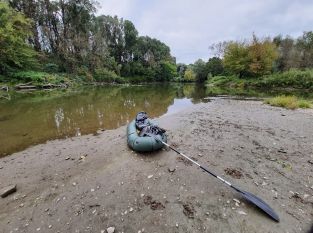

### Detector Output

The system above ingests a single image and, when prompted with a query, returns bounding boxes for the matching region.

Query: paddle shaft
[161,141,234,188]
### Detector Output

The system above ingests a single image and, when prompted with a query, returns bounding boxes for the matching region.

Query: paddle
[148,134,280,222]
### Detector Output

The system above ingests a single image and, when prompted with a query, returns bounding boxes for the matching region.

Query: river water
[1,83,312,157]
[0,84,208,156]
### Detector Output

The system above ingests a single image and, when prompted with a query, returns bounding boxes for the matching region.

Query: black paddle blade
[238,189,280,222]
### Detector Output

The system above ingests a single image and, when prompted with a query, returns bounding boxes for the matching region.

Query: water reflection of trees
[0,84,207,156]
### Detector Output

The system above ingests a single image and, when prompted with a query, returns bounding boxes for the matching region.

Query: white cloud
[97,0,313,64]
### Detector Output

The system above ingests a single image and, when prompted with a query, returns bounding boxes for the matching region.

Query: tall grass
[265,95,311,109]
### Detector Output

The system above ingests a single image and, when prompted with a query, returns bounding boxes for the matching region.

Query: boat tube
[127,119,167,152]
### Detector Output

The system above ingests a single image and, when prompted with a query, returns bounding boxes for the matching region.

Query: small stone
[233,199,240,204]
[129,207,134,212]
[65,157,70,160]
[72,182,77,186]
[48,225,52,229]
[19,203,24,207]
[237,210,247,215]
[36,228,40,231]
[198,153,203,157]
[140,194,145,197]
[175,223,179,228]
[0,166,3,169]
[91,189,95,192]
[1,185,17,198]
[168,167,176,173]
[147,175,153,179]
[107,227,115,233]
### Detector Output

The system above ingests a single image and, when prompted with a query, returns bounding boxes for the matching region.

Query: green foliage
[193,59,208,82]
[9,71,70,84]
[94,68,122,83]
[44,63,59,73]
[265,95,311,109]
[6,1,176,83]
[156,61,177,81]
[223,35,278,77]
[248,35,278,76]
[183,68,196,82]
[258,69,313,89]
[223,42,250,77]
[0,2,38,74]
[206,57,224,77]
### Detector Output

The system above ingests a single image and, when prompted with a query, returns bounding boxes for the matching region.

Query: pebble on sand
[107,227,115,233]
[0,184,17,198]
[168,167,176,173]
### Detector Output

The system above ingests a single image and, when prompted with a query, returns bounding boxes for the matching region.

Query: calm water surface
[0,84,207,156]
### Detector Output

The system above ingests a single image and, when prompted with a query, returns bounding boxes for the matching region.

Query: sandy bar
[0,98,312,233]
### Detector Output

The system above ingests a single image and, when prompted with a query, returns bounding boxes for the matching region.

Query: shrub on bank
[264,95,311,109]
[207,69,313,90]
[259,69,313,89]
[93,68,123,83]
[9,71,70,84]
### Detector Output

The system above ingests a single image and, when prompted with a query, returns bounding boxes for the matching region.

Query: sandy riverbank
[0,98,312,233]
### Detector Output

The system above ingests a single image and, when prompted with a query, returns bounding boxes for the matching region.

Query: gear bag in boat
[135,112,166,137]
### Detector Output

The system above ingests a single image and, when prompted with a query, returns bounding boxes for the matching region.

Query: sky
[96,0,313,64]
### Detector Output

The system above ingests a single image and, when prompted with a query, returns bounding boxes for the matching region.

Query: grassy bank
[0,70,167,89]
[264,95,311,109]
[207,69,313,90]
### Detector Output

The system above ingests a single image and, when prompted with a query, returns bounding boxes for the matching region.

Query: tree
[209,41,227,58]
[247,35,278,76]
[155,61,177,81]
[183,68,196,82]
[206,57,224,76]
[193,59,208,82]
[177,63,187,77]
[297,31,313,69]
[223,42,249,77]
[273,35,301,71]
[0,2,37,74]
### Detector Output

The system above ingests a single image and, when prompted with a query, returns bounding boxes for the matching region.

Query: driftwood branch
[0,86,9,92]
[14,82,68,90]
[0,94,11,100]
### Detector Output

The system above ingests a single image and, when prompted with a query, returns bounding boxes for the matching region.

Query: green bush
[8,71,70,84]
[94,68,123,83]
[259,69,313,89]
[44,63,59,73]
[10,71,46,83]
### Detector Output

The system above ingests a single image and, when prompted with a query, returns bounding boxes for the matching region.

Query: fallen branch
[0,86,9,92]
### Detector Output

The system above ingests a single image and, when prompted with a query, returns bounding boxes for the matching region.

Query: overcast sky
[97,0,313,64]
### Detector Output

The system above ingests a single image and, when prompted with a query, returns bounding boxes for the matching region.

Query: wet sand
[0,98,312,233]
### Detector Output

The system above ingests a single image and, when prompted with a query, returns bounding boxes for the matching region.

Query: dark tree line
[2,0,176,81]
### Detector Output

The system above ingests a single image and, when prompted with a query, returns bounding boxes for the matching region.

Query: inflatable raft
[127,119,167,152]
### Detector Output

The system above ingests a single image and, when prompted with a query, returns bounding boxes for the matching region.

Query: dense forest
[1,0,313,88]
[0,0,177,83]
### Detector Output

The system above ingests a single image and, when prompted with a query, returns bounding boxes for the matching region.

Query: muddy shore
[0,98,312,233]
